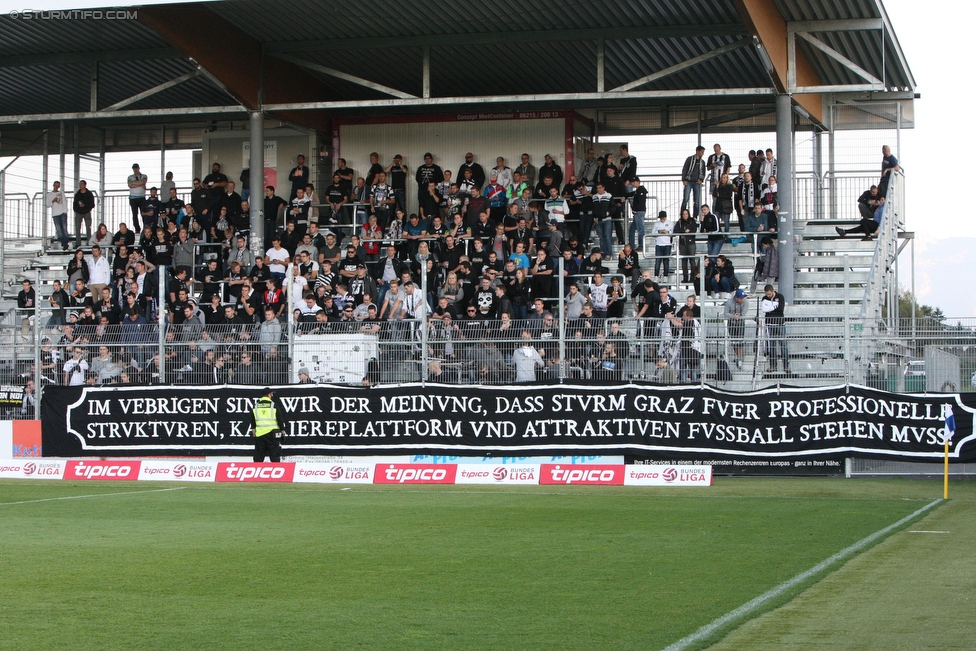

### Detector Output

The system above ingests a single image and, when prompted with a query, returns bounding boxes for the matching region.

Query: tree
[898,291,943,322]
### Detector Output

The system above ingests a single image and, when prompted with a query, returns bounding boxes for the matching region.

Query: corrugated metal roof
[219,0,744,43]
[0,62,90,114]
[0,13,166,57]
[773,0,913,90]
[96,58,236,110]
[0,0,915,121]
[606,37,769,91]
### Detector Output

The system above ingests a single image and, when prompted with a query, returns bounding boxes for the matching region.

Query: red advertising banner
[12,420,42,457]
[64,460,142,480]
[373,463,457,484]
[215,462,296,483]
[539,464,625,486]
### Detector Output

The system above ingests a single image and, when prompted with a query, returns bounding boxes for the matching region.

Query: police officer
[250,388,285,462]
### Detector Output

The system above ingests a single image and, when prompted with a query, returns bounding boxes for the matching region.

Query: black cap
[261,387,274,396]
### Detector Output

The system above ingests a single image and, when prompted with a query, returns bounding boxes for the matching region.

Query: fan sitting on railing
[835,185,883,241]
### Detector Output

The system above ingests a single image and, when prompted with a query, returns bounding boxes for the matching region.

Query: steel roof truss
[787,21,884,94]
[101,69,203,112]
[0,105,247,125]
[286,58,417,100]
[611,38,753,92]
[261,88,776,112]
[788,19,883,32]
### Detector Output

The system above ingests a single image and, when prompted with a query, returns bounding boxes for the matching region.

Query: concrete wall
[201,127,316,198]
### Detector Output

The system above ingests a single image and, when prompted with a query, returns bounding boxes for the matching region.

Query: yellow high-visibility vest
[252,399,278,437]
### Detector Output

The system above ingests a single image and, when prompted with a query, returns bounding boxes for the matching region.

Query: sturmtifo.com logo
[8,9,138,20]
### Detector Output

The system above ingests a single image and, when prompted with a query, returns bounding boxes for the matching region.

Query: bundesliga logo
[663,467,678,482]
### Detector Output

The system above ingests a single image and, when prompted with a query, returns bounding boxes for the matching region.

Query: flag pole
[944,437,949,500]
[943,408,955,501]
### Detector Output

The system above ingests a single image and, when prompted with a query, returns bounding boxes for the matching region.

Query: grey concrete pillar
[41,130,49,246]
[828,106,836,219]
[813,129,823,221]
[160,125,166,184]
[98,132,106,225]
[249,111,265,256]
[775,94,793,304]
[73,123,81,194]
[59,120,65,190]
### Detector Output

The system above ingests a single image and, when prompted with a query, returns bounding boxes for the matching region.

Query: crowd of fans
[28,140,902,389]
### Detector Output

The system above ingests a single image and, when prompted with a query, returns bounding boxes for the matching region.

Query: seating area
[0,141,904,394]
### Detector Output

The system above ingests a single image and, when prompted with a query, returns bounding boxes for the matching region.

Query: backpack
[716,356,733,382]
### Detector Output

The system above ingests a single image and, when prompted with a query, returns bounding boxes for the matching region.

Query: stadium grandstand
[7,6,976,650]
[0,0,969,426]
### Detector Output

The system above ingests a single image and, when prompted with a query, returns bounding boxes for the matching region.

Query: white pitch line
[909,530,950,534]
[660,498,943,651]
[0,486,186,506]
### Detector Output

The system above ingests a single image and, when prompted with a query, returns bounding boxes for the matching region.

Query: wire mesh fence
[4,286,976,427]
[10,301,976,394]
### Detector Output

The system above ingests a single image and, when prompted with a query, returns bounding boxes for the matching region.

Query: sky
[0,0,970,316]
[879,0,975,318]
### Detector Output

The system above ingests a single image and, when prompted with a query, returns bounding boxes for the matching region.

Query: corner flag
[943,408,955,499]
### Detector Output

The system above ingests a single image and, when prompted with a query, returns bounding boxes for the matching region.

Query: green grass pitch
[0,478,967,651]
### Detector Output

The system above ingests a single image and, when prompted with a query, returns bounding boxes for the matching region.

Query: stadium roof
[0,0,915,146]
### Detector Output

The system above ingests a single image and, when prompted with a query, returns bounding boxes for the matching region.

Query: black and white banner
[41,383,976,461]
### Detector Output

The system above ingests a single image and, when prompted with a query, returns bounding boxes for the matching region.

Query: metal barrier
[17,291,976,394]
[2,173,886,246]
[858,170,904,339]
[623,172,879,224]
[2,187,196,245]
[823,172,887,223]
[849,458,976,477]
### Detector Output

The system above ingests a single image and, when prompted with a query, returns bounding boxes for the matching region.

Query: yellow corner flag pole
[944,437,949,500]
[943,409,955,501]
